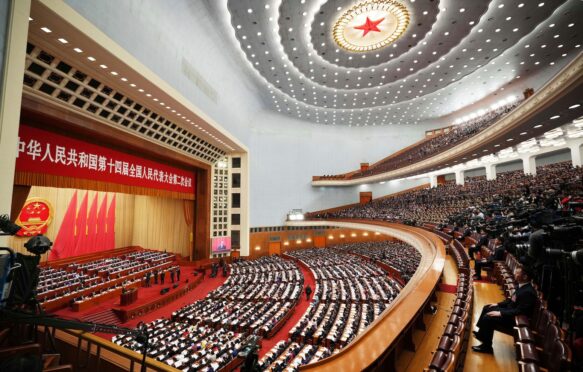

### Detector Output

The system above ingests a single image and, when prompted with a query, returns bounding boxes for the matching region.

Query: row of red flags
[49,191,116,260]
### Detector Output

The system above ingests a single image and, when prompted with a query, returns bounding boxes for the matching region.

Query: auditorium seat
[425,350,455,372]
[517,362,541,372]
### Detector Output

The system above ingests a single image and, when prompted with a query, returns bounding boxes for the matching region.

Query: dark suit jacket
[476,235,489,248]
[497,282,537,318]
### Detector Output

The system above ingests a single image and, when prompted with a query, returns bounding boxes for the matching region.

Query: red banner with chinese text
[16,125,195,194]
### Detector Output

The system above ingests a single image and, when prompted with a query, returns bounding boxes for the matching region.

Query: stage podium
[120,287,138,306]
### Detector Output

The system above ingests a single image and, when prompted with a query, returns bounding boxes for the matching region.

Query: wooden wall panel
[248,227,396,259]
[131,195,190,257]
[268,242,281,256]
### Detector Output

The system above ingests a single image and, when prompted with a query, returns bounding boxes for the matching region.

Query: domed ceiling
[220,0,581,126]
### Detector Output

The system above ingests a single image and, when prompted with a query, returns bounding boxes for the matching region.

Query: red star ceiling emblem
[354,17,385,37]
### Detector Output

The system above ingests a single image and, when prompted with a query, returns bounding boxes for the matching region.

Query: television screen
[211,237,231,253]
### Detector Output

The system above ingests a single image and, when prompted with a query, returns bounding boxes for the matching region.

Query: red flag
[49,191,78,261]
[96,194,108,252]
[85,193,99,254]
[106,194,116,250]
[74,192,89,255]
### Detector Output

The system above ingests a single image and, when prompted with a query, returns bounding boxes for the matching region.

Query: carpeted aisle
[258,264,316,358]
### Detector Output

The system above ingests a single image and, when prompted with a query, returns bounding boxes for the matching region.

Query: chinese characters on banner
[16,125,195,194]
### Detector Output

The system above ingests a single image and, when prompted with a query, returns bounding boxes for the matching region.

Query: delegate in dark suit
[469,229,488,260]
[473,266,537,353]
[474,239,506,279]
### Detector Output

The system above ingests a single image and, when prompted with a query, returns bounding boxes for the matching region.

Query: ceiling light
[57,38,68,44]
[333,0,410,53]
[569,104,580,109]
[40,27,52,33]
[73,47,83,53]
[247,8,253,13]
[534,124,543,128]
[99,64,107,69]
[87,56,96,61]
[550,115,560,120]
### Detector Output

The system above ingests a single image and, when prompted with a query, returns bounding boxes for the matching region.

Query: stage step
[82,310,122,326]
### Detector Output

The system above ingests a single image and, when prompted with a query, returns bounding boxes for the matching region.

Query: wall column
[0,0,31,246]
[485,164,497,180]
[569,144,583,167]
[429,175,438,188]
[455,170,465,186]
[522,155,537,175]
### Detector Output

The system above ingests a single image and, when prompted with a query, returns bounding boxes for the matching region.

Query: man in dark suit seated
[472,266,537,353]
[468,228,488,260]
[473,236,507,280]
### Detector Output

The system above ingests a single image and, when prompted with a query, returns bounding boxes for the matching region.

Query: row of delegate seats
[491,254,573,371]
[426,272,474,371]
[257,340,333,371]
[112,318,244,372]
[285,248,410,351]
[171,256,302,338]
[450,239,471,275]
[38,249,176,306]
[331,241,421,283]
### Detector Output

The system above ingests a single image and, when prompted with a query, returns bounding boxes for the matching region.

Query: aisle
[258,263,316,357]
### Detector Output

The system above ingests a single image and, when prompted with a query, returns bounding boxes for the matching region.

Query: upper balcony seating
[316,100,523,181]
[314,161,583,226]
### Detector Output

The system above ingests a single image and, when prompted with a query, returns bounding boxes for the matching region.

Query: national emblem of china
[15,197,54,237]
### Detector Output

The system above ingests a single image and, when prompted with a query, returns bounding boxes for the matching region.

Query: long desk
[42,261,173,312]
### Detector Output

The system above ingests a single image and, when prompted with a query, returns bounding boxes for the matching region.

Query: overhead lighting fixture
[73,47,83,53]
[40,27,52,33]
[333,0,410,53]
[87,56,96,61]
[57,38,68,44]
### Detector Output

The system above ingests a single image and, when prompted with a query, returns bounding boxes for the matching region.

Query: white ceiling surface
[217,0,581,127]
[64,0,438,227]
[64,0,265,148]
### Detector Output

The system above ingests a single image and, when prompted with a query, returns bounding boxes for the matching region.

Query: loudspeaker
[160,288,169,295]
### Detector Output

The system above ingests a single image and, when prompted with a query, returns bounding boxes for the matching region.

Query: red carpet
[258,264,316,358]
[438,283,458,294]
[52,265,226,339]
[51,261,315,355]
